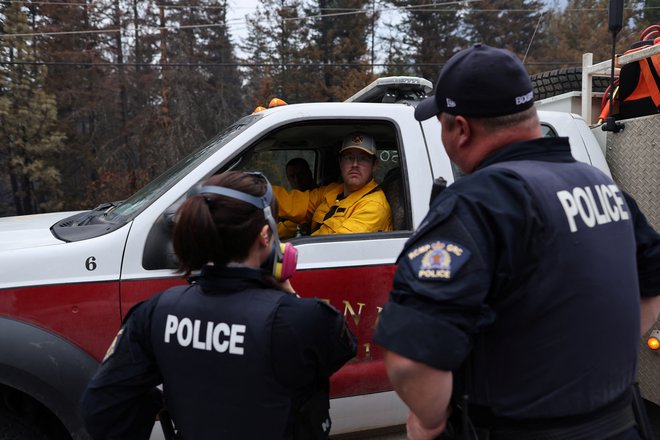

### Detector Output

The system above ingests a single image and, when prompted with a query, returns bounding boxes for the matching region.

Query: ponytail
[172,171,271,277]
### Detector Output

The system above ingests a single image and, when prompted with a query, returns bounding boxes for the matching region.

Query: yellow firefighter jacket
[273,179,393,236]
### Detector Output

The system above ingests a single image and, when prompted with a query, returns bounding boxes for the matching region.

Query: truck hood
[0,211,84,251]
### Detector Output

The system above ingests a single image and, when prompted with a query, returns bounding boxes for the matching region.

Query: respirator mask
[196,172,298,281]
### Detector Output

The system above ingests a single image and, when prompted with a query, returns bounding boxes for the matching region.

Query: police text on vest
[164,314,246,354]
[556,184,629,232]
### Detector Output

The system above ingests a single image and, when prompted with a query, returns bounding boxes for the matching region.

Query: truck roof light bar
[345,76,433,104]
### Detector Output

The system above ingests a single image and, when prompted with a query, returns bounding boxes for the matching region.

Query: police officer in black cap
[81,171,357,439]
[374,44,660,440]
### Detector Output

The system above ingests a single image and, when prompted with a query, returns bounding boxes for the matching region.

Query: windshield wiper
[76,202,121,226]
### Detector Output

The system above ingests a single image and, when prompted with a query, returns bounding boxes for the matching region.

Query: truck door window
[221,121,409,236]
[235,149,317,190]
[143,120,410,270]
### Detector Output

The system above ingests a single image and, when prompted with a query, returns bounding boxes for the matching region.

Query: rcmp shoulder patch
[406,240,471,281]
[102,328,124,363]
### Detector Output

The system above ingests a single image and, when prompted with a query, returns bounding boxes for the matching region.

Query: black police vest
[466,160,640,420]
[150,284,293,439]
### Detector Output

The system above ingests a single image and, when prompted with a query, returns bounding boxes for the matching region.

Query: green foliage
[0,2,65,215]
[542,0,641,71]
[383,0,467,81]
[464,0,548,55]
[303,0,376,101]
[243,0,314,105]
[0,0,656,217]
[163,0,247,156]
[242,0,377,104]
[642,0,660,24]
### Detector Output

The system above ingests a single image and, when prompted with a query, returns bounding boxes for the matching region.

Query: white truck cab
[0,77,616,439]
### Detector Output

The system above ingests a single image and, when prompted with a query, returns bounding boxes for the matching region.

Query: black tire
[0,409,48,440]
[530,67,612,100]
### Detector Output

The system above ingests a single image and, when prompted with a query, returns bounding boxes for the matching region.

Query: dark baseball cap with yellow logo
[340,133,377,156]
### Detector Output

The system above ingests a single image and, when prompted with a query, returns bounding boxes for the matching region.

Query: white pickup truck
[0,76,632,439]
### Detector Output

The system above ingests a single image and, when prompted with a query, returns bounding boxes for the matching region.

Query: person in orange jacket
[274,133,393,236]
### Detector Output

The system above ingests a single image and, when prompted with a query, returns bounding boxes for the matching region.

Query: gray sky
[227,0,260,43]
[226,0,404,61]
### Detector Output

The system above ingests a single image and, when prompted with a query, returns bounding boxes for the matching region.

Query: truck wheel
[0,409,48,440]
[530,67,611,100]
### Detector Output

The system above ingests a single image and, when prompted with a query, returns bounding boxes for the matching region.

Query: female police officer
[81,171,357,439]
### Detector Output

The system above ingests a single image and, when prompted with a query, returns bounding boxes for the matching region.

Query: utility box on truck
[606,115,660,231]
[607,114,660,410]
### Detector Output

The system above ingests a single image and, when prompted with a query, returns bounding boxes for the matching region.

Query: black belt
[487,404,636,440]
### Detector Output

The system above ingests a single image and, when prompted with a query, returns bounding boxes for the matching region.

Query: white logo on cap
[515,91,533,105]
[446,98,456,108]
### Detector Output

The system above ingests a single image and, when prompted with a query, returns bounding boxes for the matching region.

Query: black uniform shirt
[374,136,660,420]
[81,266,356,440]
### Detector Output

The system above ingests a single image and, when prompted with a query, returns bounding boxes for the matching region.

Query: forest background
[1,0,658,217]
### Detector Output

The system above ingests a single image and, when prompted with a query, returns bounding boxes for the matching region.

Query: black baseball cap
[414,44,534,121]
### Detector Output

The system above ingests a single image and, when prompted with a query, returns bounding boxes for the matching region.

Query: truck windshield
[51,114,261,242]
[108,114,259,220]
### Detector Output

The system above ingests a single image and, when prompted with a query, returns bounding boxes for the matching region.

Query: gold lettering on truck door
[363,342,371,360]
[342,300,366,326]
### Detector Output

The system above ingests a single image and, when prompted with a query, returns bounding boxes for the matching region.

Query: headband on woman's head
[197,172,273,209]
[195,172,282,259]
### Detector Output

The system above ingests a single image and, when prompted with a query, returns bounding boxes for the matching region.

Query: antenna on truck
[602,0,625,132]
